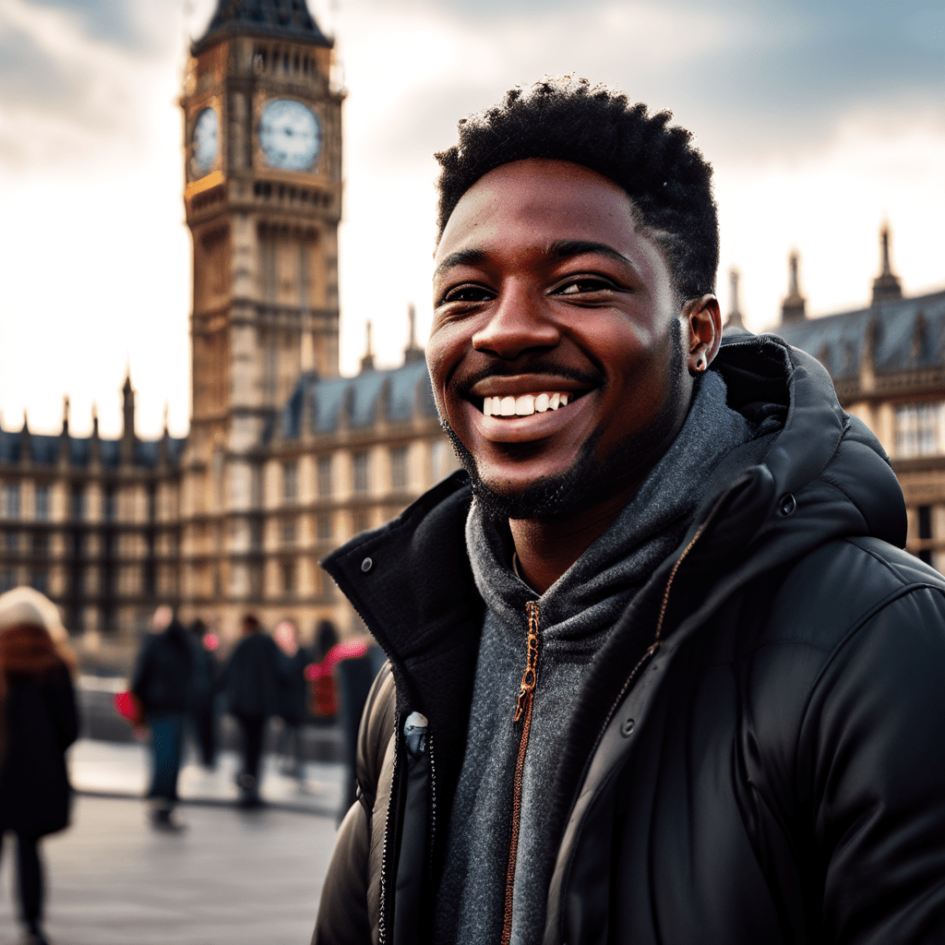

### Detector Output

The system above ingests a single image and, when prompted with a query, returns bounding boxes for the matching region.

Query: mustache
[452,361,604,398]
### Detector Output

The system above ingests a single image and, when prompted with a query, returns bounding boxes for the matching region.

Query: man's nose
[471,285,560,359]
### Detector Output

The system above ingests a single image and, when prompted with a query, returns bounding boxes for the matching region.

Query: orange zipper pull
[514,601,540,722]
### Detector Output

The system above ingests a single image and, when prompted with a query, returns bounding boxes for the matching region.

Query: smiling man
[314,78,945,945]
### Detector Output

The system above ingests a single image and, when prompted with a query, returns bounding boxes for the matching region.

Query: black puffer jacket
[314,335,945,945]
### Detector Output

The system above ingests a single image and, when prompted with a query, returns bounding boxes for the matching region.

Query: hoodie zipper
[501,599,541,945]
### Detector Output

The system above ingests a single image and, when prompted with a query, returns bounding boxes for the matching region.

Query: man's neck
[509,484,640,594]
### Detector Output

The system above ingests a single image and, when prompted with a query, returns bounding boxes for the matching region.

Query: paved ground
[0,742,349,945]
[70,740,347,817]
[76,677,345,763]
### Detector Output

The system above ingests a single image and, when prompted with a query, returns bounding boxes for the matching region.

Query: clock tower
[181,0,342,455]
[179,0,343,611]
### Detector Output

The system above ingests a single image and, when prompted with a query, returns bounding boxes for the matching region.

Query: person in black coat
[222,614,288,806]
[131,606,197,830]
[188,619,220,769]
[0,588,79,945]
[273,620,312,778]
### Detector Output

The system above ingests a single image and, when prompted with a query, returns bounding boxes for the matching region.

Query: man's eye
[556,277,616,296]
[441,285,494,304]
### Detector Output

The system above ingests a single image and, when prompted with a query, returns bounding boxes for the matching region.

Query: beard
[442,324,687,523]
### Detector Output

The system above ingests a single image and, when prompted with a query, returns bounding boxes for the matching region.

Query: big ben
[179,0,344,609]
[182,0,342,449]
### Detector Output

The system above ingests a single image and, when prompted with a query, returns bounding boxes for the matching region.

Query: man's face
[428,159,694,519]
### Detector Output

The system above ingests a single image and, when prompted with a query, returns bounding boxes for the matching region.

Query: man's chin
[442,421,596,521]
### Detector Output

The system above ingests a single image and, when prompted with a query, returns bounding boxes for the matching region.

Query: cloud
[338,0,945,174]
[0,0,184,174]
[23,0,158,51]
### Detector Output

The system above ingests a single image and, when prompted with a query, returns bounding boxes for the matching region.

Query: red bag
[114,691,145,726]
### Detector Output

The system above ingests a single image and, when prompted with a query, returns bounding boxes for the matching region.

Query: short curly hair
[435,77,719,301]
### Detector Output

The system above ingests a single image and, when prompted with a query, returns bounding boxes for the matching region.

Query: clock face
[259,99,321,172]
[191,107,219,177]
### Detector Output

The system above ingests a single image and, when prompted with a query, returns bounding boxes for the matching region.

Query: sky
[1,0,944,438]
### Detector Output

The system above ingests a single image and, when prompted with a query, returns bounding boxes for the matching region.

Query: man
[314,78,945,944]
[222,613,287,807]
[131,605,196,830]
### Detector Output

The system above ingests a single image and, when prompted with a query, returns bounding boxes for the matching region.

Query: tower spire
[871,222,902,304]
[724,268,746,330]
[404,302,425,363]
[121,371,136,466]
[360,321,375,372]
[781,250,807,324]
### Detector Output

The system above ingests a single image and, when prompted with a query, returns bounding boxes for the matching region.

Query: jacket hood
[676,333,906,627]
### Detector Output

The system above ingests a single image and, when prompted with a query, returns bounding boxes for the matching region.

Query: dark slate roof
[0,427,187,471]
[194,0,331,53]
[771,287,945,380]
[271,359,437,443]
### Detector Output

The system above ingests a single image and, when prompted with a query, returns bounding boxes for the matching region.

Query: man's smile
[481,391,571,417]
[467,372,595,419]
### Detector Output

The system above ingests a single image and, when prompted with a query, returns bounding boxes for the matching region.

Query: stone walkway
[69,739,346,817]
[0,741,349,944]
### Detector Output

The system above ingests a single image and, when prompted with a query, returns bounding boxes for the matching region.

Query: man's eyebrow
[434,248,488,277]
[548,240,635,269]
[433,240,636,277]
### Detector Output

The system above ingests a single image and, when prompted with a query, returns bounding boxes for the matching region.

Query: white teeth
[481,392,574,417]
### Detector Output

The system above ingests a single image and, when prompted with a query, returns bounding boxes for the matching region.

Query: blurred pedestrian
[0,587,79,945]
[131,606,196,830]
[313,619,338,663]
[273,620,311,779]
[222,614,287,807]
[189,619,219,769]
[322,636,385,815]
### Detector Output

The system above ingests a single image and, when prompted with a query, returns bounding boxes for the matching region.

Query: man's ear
[682,295,722,375]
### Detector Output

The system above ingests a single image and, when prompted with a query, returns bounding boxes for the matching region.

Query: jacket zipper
[378,712,400,945]
[501,599,541,945]
[379,722,439,945]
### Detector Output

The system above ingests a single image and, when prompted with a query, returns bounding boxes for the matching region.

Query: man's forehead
[434,158,641,261]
